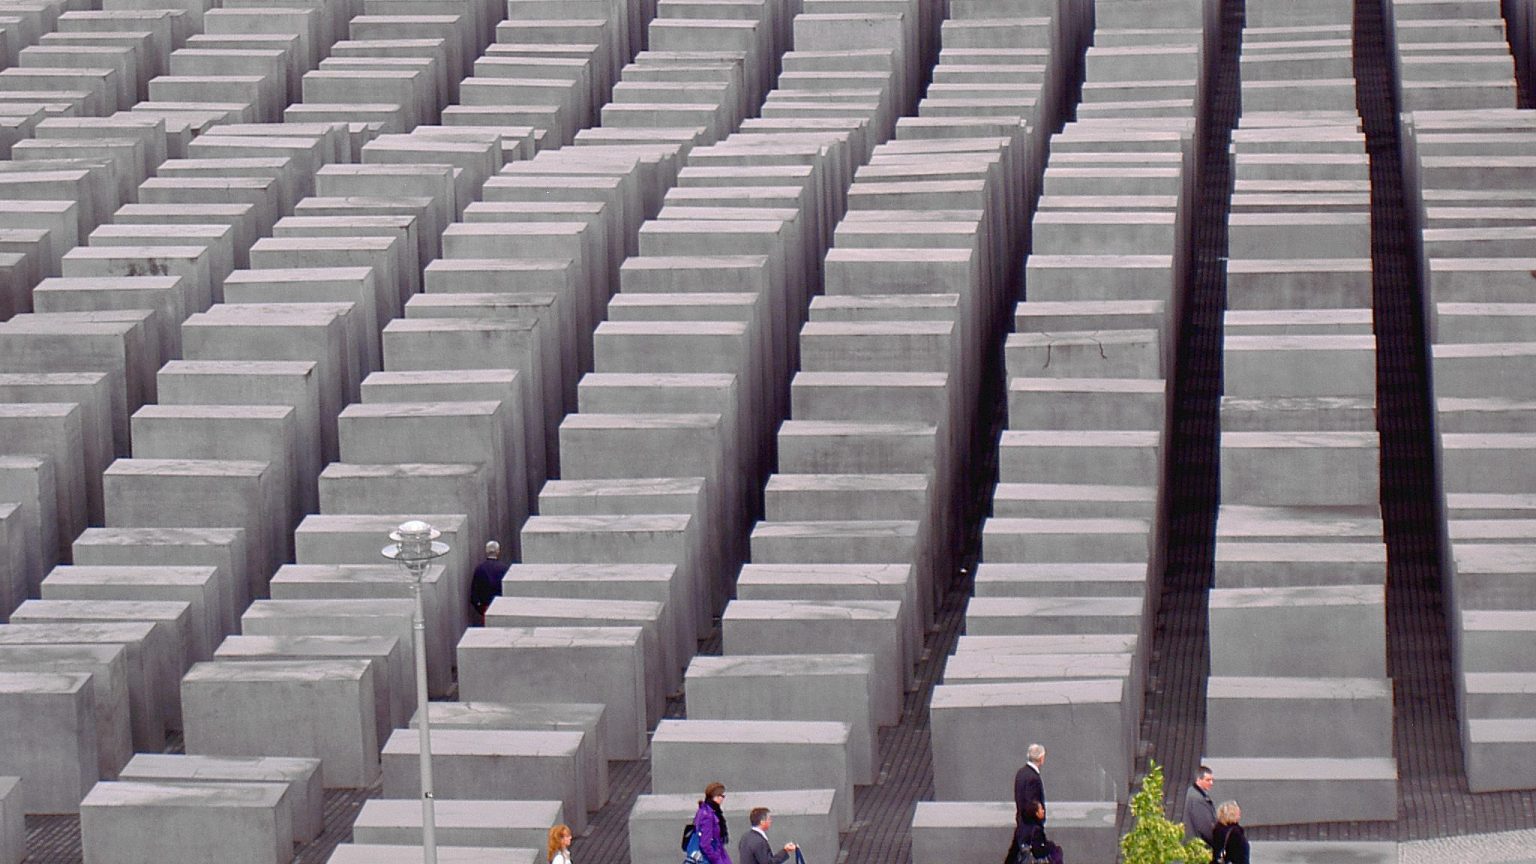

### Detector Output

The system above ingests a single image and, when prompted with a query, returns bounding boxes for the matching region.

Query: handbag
[1213,831,1232,864]
[681,821,703,864]
[794,850,807,864]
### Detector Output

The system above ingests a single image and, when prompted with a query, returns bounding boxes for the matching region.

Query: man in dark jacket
[1184,765,1216,846]
[468,540,508,626]
[1004,744,1047,864]
[738,808,796,864]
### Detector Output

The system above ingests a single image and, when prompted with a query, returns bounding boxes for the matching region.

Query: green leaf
[1119,761,1212,864]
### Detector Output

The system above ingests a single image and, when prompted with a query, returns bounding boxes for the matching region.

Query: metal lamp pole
[383,519,449,864]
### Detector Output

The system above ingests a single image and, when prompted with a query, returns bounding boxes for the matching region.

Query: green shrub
[1119,761,1212,864]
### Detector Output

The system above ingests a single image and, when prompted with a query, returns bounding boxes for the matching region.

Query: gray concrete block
[1206,676,1394,759]
[412,701,607,812]
[0,672,96,814]
[80,780,292,864]
[1199,757,1397,824]
[628,790,840,864]
[182,660,378,788]
[910,800,1120,864]
[930,679,1131,804]
[457,627,647,760]
[380,728,585,833]
[118,753,323,843]
[650,719,854,825]
[1209,586,1386,678]
[351,798,562,849]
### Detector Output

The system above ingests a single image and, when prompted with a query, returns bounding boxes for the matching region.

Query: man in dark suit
[739,807,797,864]
[1004,744,1047,864]
[468,540,507,626]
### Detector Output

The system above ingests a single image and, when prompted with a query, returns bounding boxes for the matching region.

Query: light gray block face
[1223,335,1376,399]
[351,798,563,849]
[181,660,379,788]
[629,790,841,864]
[930,680,1131,804]
[41,565,225,665]
[1220,431,1380,507]
[721,599,905,725]
[910,801,1121,864]
[650,719,855,825]
[0,621,166,753]
[336,401,514,549]
[1199,757,1397,825]
[1246,842,1397,864]
[519,514,708,634]
[79,780,292,864]
[0,776,19,864]
[982,517,1153,564]
[326,844,539,863]
[214,632,403,744]
[0,672,96,814]
[358,368,533,515]
[71,528,249,637]
[962,596,1146,638]
[486,596,670,725]
[1465,719,1536,792]
[267,560,453,705]
[0,403,87,562]
[101,459,278,600]
[0,643,132,782]
[1449,544,1536,609]
[10,599,191,731]
[972,562,1149,598]
[1209,586,1386,678]
[1206,677,1394,759]
[380,728,585,834]
[118,753,323,844]
[497,561,692,679]
[686,654,878,784]
[1005,329,1161,379]
[1226,259,1372,310]
[1213,542,1385,588]
[0,455,58,591]
[457,627,647,760]
[413,701,607,812]
[999,429,1162,488]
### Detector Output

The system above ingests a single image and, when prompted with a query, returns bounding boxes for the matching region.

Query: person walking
[547,823,573,864]
[1184,765,1217,846]
[468,540,508,625]
[1004,744,1047,864]
[1210,801,1249,864]
[1017,800,1064,864]
[738,807,798,864]
[694,782,733,864]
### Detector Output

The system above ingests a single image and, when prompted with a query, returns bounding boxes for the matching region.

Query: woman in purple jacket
[694,781,733,864]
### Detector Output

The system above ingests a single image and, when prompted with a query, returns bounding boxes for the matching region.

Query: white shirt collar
[753,827,770,840]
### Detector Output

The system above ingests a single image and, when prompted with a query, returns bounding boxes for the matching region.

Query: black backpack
[682,822,703,861]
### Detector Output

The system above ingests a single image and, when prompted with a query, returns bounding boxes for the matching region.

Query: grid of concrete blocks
[0,0,1530,862]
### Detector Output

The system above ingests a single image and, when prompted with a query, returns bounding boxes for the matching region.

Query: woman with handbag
[1018,800,1064,864]
[694,781,734,864]
[1210,802,1249,864]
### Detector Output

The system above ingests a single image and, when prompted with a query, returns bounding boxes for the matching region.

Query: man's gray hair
[485,540,500,557]
[1026,743,1046,764]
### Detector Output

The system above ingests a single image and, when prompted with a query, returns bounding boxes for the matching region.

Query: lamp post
[382,519,449,864]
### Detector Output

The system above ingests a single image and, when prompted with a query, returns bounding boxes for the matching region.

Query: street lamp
[382,519,450,864]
